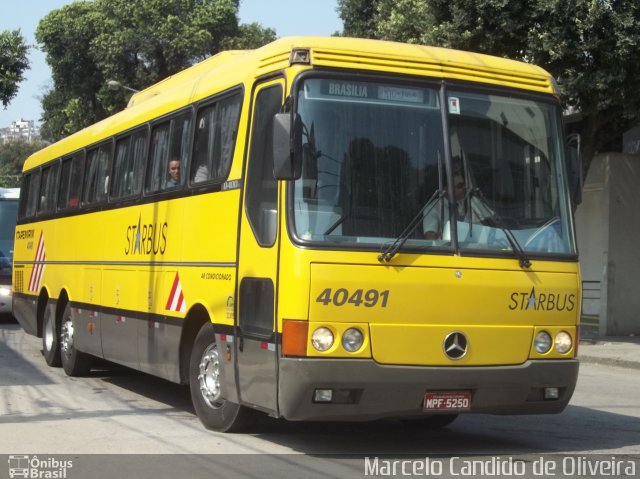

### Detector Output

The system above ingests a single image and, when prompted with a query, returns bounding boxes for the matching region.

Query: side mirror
[273,113,302,180]
[565,143,583,210]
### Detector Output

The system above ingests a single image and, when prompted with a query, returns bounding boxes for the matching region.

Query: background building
[575,152,640,336]
[0,119,39,143]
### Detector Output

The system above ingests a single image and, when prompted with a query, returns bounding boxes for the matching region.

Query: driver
[423,171,467,239]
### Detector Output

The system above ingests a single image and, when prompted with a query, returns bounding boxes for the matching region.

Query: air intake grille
[311,48,552,93]
[14,270,23,293]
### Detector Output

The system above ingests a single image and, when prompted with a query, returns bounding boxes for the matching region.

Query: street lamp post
[106,80,139,94]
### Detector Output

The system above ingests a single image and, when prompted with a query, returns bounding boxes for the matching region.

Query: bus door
[235,79,285,413]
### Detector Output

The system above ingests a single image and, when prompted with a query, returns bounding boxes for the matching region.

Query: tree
[36,0,276,141]
[338,0,378,38]
[223,23,278,50]
[0,29,30,109]
[337,0,640,171]
[528,0,640,167]
[0,139,48,187]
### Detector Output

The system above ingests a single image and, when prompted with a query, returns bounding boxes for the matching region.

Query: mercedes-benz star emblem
[443,332,468,360]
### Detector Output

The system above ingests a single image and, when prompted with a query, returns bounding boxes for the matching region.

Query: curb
[578,354,640,370]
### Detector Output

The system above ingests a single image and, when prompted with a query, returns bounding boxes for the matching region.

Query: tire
[189,322,254,432]
[42,306,61,367]
[60,303,93,376]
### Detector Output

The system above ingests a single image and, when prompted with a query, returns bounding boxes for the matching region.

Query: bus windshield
[0,198,19,277]
[291,76,575,257]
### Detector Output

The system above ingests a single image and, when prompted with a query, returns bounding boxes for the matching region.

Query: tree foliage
[36,0,276,141]
[0,139,48,187]
[338,0,379,38]
[0,29,30,109]
[337,0,640,168]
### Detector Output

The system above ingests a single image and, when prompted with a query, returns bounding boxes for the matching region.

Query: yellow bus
[13,36,581,432]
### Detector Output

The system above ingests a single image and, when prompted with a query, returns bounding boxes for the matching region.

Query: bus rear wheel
[60,303,93,376]
[189,322,253,432]
[42,307,61,367]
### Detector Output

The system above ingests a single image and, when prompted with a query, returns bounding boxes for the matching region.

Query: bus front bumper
[278,358,579,421]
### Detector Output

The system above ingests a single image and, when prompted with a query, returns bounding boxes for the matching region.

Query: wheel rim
[198,343,223,409]
[60,318,74,357]
[44,315,54,351]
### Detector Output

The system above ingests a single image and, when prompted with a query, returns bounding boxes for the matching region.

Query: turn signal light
[282,320,308,357]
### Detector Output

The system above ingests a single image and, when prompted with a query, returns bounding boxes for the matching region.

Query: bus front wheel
[60,303,93,376]
[189,322,253,432]
[42,306,61,367]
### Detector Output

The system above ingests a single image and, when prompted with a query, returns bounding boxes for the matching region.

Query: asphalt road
[1,317,639,478]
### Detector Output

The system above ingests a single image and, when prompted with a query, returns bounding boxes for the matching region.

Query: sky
[0,0,342,128]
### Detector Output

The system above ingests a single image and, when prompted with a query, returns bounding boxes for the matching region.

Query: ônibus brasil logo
[8,455,73,478]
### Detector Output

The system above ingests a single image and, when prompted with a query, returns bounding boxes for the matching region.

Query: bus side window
[83,143,112,205]
[129,130,147,195]
[25,170,40,218]
[38,162,59,215]
[191,92,242,185]
[112,129,147,200]
[192,107,214,183]
[168,112,192,189]
[147,111,191,193]
[18,174,31,219]
[147,122,170,192]
[67,153,84,208]
[57,158,72,211]
[112,137,131,199]
[245,84,283,246]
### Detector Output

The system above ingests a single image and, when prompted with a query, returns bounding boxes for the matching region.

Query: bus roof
[0,188,20,199]
[23,36,555,172]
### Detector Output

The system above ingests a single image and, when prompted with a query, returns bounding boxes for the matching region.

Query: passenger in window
[193,164,209,183]
[166,159,181,188]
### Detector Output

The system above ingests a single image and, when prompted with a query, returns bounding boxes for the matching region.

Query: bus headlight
[534,331,552,354]
[555,331,573,354]
[311,327,334,352]
[342,328,363,352]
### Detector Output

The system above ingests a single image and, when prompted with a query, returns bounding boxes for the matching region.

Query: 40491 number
[316,288,390,308]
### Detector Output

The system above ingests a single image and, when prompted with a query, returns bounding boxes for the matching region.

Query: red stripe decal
[166,273,180,310]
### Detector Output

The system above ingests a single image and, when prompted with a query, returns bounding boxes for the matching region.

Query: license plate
[423,391,472,412]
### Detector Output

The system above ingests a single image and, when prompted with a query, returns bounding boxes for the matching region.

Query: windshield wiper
[467,187,532,269]
[324,212,348,235]
[378,189,446,263]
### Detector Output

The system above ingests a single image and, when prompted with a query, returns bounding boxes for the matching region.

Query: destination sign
[305,79,438,108]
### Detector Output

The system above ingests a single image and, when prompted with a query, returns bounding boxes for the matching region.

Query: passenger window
[147,111,192,192]
[112,129,146,200]
[245,84,283,246]
[129,131,146,194]
[83,143,113,205]
[38,162,59,215]
[67,153,84,208]
[18,174,31,219]
[112,138,130,198]
[191,93,242,184]
[147,123,170,192]
[57,158,72,211]
[25,171,40,218]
